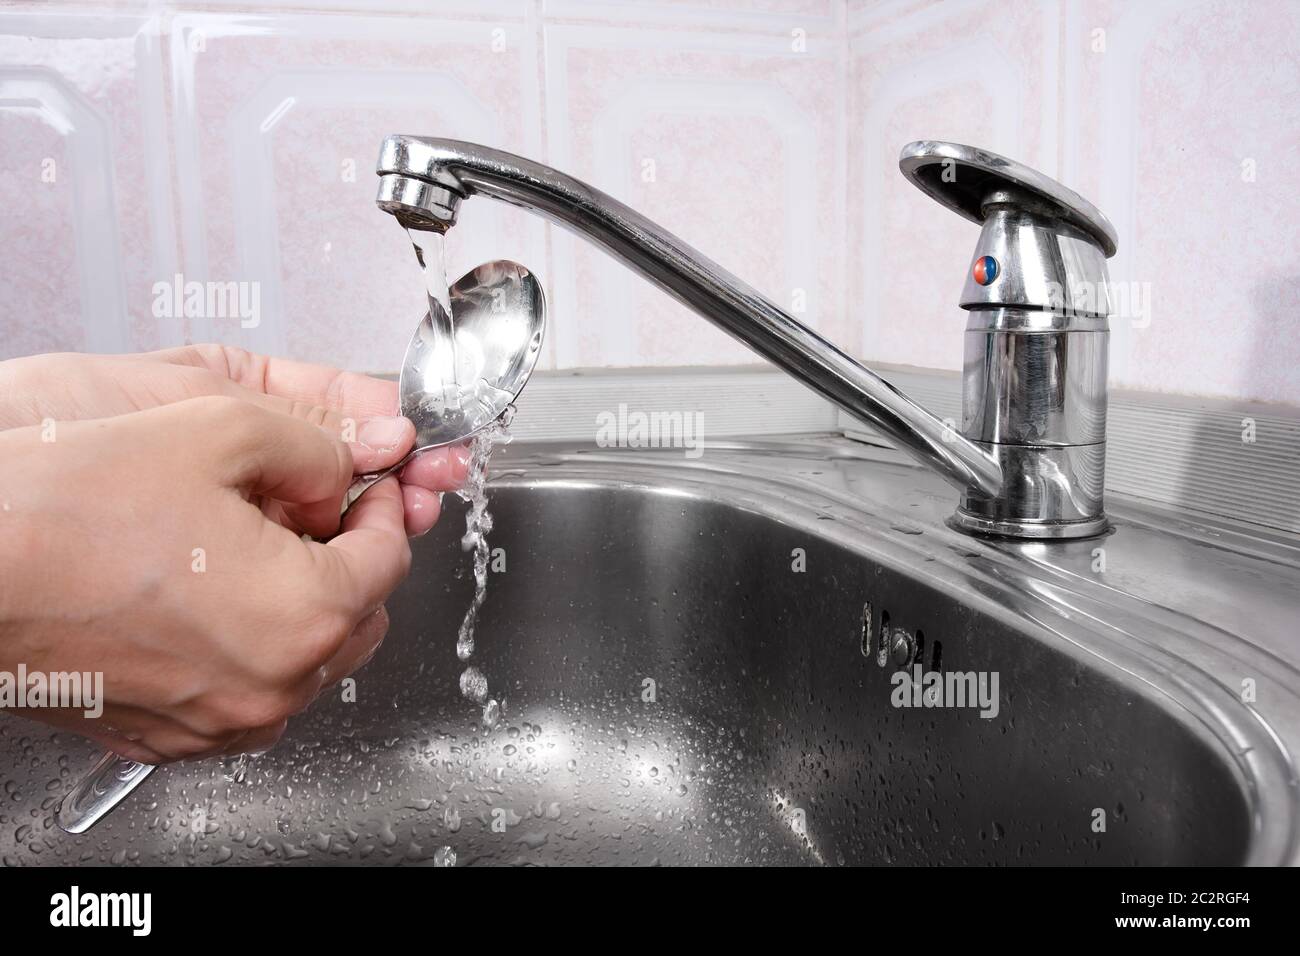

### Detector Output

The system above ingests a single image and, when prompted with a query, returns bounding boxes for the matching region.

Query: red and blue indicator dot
[972,255,999,286]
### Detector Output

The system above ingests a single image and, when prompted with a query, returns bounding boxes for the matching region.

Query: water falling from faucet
[406,228,518,729]
[407,227,460,412]
[453,404,516,730]
[408,227,453,326]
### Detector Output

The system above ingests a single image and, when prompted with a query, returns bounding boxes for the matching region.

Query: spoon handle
[341,450,416,517]
[56,752,155,834]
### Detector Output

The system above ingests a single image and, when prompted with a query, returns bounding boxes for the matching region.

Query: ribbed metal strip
[507,367,840,442]
[839,367,1300,536]
[454,364,1299,536]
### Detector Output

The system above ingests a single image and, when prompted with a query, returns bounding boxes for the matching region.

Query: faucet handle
[900,141,1116,318]
[899,141,1117,257]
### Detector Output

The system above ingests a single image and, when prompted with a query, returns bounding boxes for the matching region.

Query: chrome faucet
[375,136,1116,540]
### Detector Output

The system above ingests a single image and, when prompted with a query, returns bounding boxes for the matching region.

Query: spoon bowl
[341,259,545,512]
[402,259,546,449]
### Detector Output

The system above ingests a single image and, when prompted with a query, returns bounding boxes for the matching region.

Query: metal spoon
[57,259,546,834]
[341,259,545,514]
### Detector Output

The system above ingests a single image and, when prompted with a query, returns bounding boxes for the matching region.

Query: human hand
[0,397,413,763]
[0,345,468,536]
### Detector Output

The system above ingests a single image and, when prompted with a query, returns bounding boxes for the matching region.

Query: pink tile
[0,11,172,360]
[1074,0,1300,404]
[547,22,845,367]
[168,12,546,372]
[847,0,1060,373]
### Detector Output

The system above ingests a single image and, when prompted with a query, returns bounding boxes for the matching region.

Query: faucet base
[949,510,1110,540]
[952,440,1107,539]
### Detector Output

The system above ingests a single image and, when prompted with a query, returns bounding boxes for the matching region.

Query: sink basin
[2,439,1297,866]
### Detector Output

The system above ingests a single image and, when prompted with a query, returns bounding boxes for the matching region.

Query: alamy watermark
[50,886,151,936]
[1043,278,1153,329]
[151,273,261,329]
[890,665,999,719]
[0,665,103,718]
[595,403,704,459]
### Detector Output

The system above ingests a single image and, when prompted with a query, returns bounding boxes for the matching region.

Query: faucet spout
[377,135,1003,499]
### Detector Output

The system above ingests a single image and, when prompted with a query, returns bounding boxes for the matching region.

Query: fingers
[232,402,439,538]
[402,484,442,537]
[237,389,413,474]
[153,347,445,534]
[68,722,165,766]
[217,720,288,758]
[152,344,401,420]
[87,735,164,766]
[307,474,411,620]
[79,719,238,765]
[219,390,413,533]
[232,387,413,473]
[156,343,419,475]
[320,604,390,686]
[208,380,413,474]
[347,416,415,473]
[397,444,469,535]
[204,398,353,537]
[401,443,472,492]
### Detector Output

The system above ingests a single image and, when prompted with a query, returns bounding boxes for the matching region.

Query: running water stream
[407,227,454,333]
[407,228,514,730]
[407,228,460,415]
[453,406,514,730]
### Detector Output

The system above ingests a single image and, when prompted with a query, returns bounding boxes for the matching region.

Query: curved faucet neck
[376,135,1003,502]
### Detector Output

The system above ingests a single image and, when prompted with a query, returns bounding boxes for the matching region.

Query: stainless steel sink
[3,438,1298,866]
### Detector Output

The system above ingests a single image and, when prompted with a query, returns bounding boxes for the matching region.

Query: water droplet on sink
[431,846,456,867]
[459,667,488,703]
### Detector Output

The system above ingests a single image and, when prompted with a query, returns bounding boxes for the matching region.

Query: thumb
[202,397,353,537]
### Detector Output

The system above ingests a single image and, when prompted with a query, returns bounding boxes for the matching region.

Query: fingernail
[356,416,410,453]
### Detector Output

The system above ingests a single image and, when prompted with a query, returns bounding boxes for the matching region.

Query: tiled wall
[846,0,1300,407]
[2,0,1297,406]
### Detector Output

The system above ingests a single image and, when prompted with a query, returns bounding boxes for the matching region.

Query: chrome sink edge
[488,437,1300,865]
